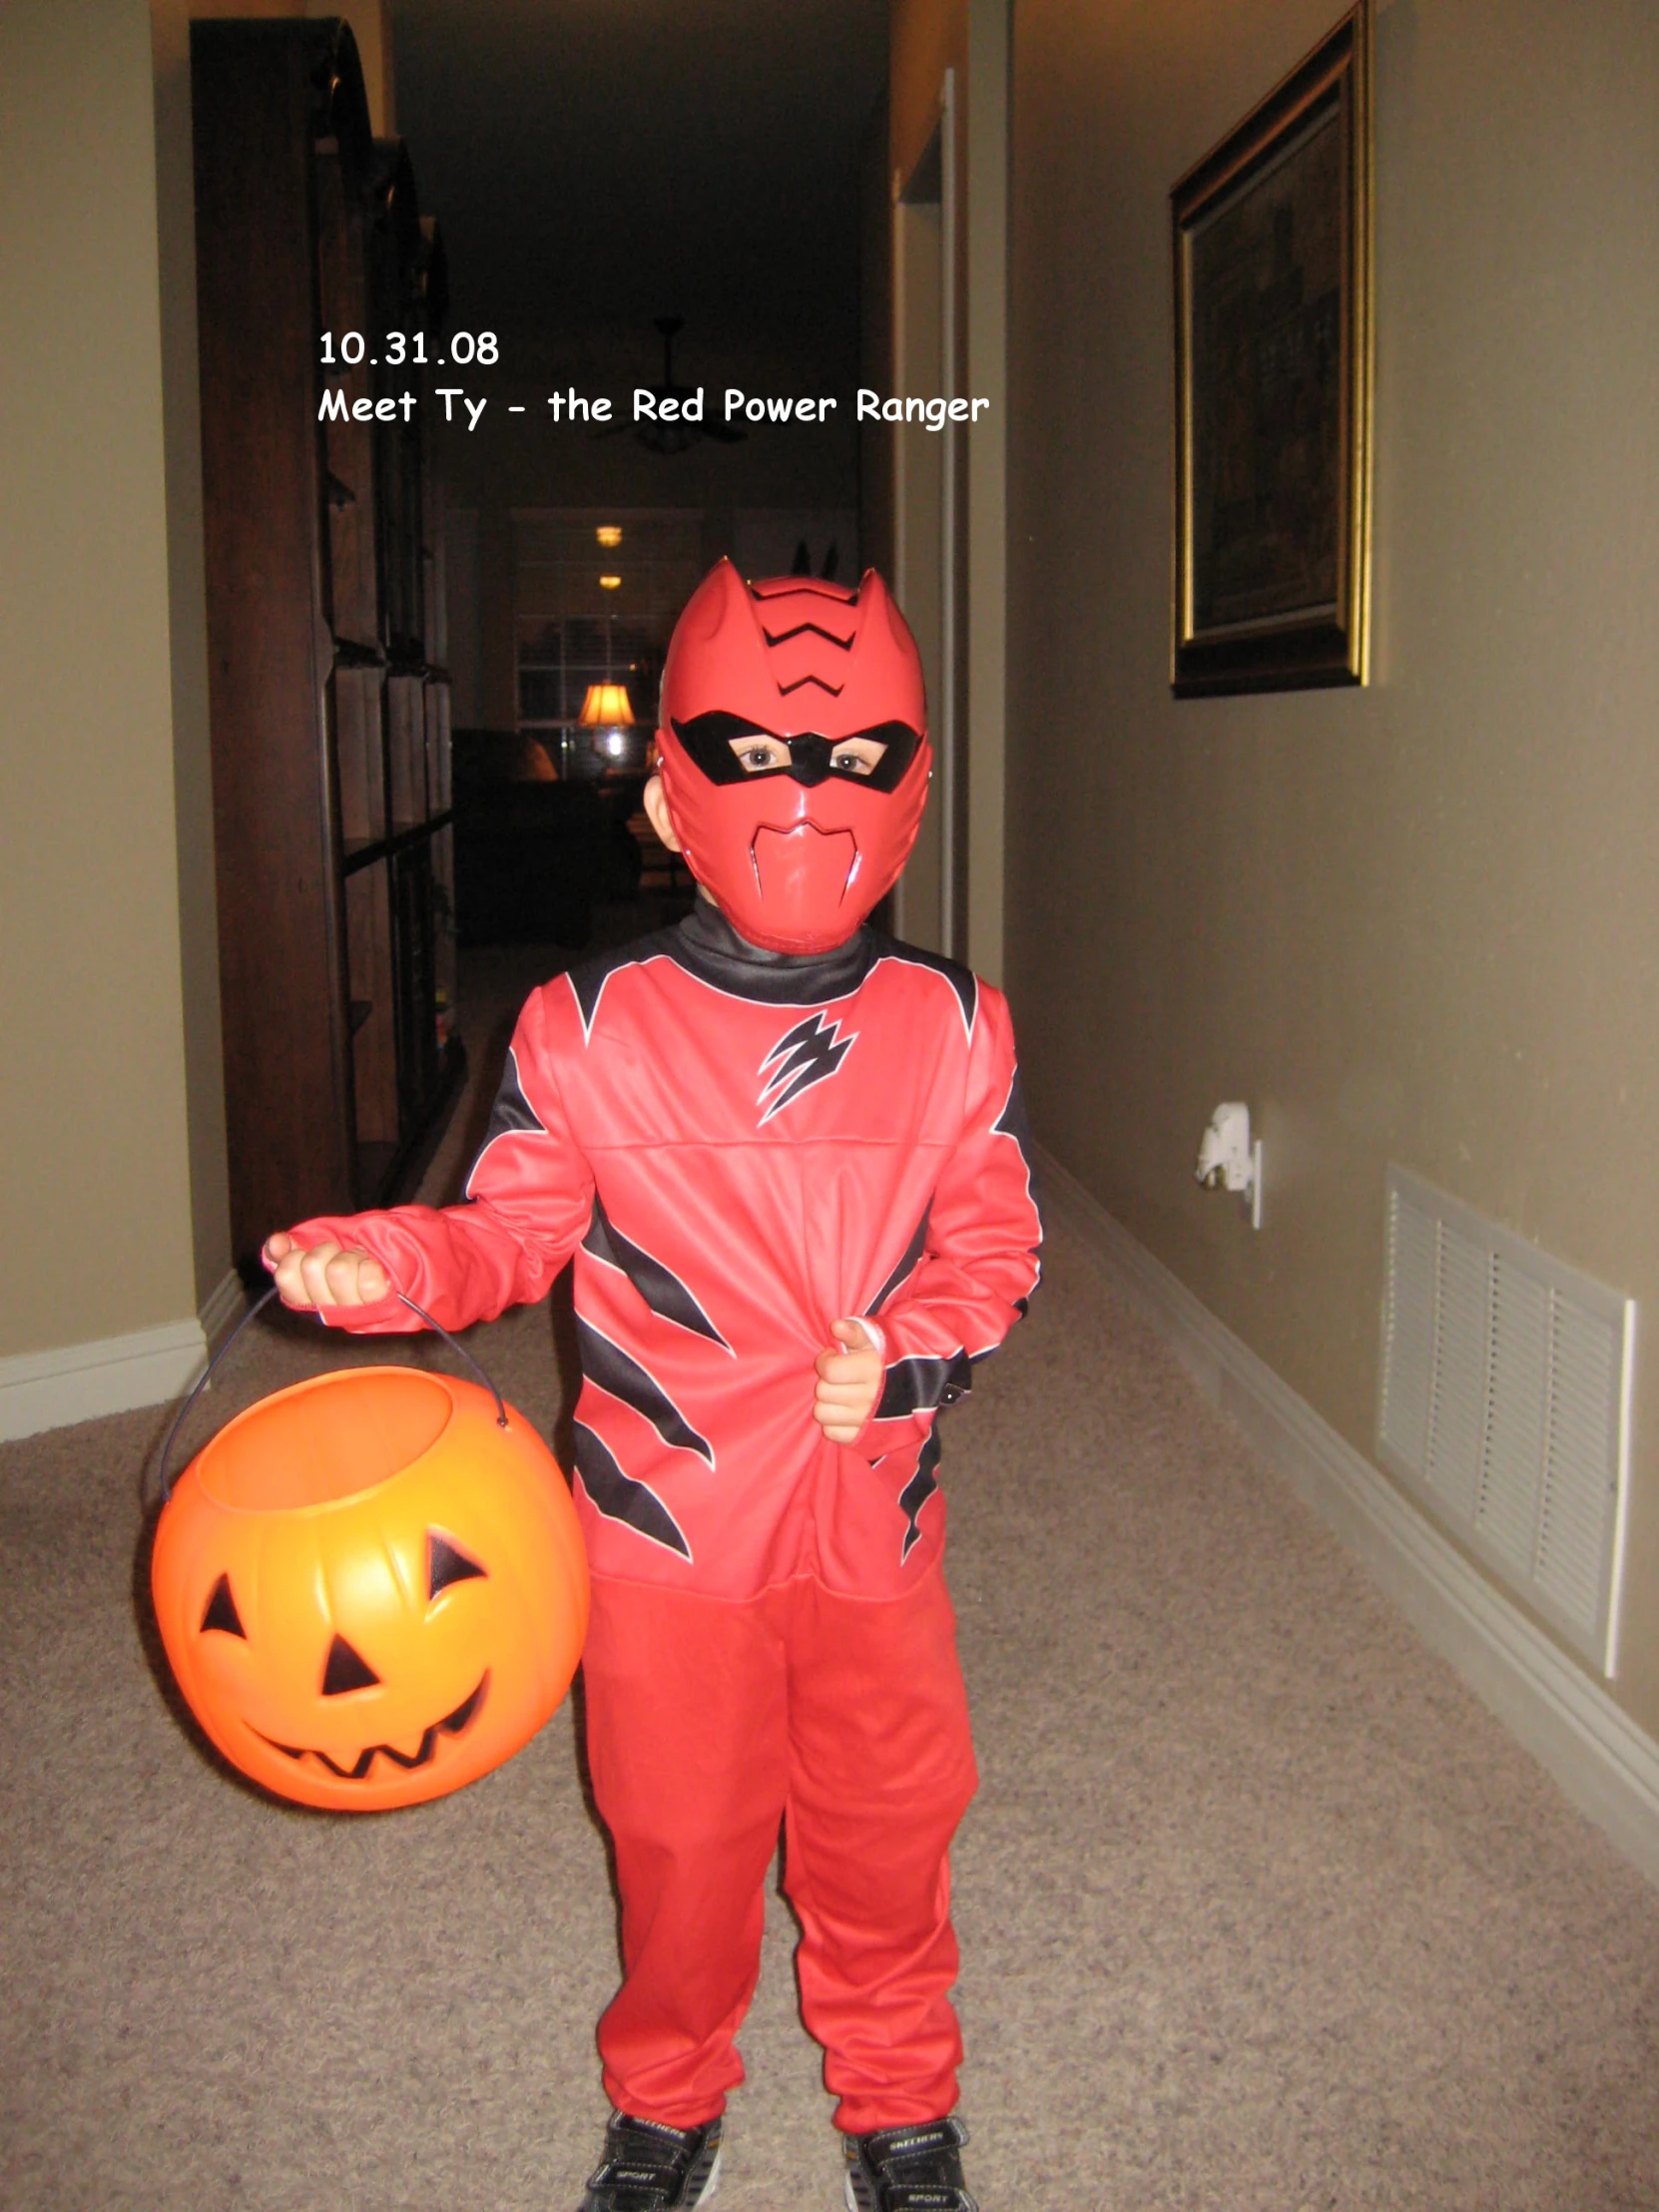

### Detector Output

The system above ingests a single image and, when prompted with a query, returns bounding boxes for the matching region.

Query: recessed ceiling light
[599,574,622,591]
[596,525,623,548]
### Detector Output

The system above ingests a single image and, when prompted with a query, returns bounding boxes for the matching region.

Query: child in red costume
[267,562,1041,2212]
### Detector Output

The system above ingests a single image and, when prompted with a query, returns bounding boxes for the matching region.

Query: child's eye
[727,735,785,772]
[832,750,873,775]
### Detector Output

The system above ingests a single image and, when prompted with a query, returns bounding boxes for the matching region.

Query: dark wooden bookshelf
[193,18,460,1266]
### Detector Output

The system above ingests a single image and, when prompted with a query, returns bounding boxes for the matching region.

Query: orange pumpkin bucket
[151,1295,589,1812]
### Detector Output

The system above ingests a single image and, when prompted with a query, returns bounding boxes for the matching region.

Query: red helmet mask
[655,560,931,954]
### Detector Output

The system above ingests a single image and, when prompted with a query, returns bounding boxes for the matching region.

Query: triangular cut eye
[200,1573,246,1638]
[320,1634,380,1695]
[427,1531,487,1599]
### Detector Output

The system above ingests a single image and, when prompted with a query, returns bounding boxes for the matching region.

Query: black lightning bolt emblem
[757,1012,856,1122]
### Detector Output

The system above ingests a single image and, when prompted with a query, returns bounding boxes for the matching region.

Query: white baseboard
[1036,1144,1659,1891]
[0,1270,245,1443]
[198,1267,247,1353]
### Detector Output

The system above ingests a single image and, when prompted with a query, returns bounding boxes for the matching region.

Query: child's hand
[814,1318,883,1444]
[263,1231,390,1311]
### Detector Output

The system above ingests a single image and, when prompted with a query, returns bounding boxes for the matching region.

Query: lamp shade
[578,683,635,727]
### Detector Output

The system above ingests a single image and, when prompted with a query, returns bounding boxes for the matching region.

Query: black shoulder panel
[464,1043,549,1195]
[867,933,978,1037]
[993,1069,1037,1169]
[992,1069,1042,1235]
[564,925,684,1036]
[486,1044,546,1138]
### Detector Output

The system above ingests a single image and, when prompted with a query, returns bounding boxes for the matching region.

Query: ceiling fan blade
[593,319,748,451]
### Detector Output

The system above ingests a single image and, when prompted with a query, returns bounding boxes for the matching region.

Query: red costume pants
[581,1568,978,2134]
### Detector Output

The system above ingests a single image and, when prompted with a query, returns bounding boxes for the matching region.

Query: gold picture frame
[1171,1,1373,696]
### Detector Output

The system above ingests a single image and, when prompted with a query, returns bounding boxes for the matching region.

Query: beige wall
[152,0,231,1312]
[0,0,385,1356]
[1006,0,1659,1737]
[0,0,201,1354]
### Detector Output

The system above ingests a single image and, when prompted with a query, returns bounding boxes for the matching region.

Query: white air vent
[1378,1167,1634,1675]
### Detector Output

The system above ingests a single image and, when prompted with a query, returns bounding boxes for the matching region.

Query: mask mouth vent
[750,822,858,911]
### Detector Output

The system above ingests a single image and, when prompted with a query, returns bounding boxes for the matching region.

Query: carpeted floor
[4,920,1658,2210]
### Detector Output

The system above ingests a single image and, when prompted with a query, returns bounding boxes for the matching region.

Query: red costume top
[293,902,1042,1602]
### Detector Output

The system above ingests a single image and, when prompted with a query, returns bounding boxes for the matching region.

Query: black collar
[670,899,879,1005]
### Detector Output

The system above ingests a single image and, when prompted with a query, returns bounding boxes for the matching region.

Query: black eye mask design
[671,713,920,793]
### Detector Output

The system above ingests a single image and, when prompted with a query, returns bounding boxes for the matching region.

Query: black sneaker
[578,2111,723,2211]
[842,2118,977,2212]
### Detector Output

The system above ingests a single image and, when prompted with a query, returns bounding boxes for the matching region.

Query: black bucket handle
[157,1284,509,1502]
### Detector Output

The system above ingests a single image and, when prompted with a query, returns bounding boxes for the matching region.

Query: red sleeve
[853,983,1042,1459]
[277,982,595,1336]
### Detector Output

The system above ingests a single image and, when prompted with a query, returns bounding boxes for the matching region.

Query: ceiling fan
[600,316,747,455]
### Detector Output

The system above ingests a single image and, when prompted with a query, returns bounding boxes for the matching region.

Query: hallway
[4,1116,1656,2206]
[4,6,1659,2203]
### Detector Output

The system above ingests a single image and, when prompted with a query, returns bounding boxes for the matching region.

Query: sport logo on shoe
[758,1011,856,1122]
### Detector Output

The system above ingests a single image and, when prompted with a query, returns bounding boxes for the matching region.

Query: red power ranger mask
[656,560,931,953]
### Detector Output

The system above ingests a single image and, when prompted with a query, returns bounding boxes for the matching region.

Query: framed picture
[1171,2,1373,696]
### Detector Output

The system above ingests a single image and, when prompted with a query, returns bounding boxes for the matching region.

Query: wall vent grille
[1378,1167,1634,1675]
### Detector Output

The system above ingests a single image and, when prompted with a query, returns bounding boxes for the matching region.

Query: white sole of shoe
[695,2146,722,2206]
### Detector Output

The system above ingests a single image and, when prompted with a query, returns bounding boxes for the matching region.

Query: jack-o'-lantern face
[151,1369,589,1812]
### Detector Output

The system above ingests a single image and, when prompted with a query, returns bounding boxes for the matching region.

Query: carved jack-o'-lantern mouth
[253,1671,490,1783]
